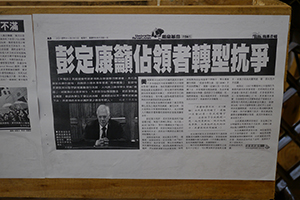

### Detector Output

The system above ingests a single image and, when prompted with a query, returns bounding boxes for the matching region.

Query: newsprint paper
[34,14,289,179]
[0,15,44,178]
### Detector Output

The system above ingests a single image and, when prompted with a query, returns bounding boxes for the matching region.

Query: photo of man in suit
[84,104,126,147]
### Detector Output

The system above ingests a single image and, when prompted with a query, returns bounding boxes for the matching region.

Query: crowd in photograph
[0,108,30,123]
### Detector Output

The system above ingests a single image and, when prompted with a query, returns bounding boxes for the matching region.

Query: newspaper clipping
[34,14,289,179]
[0,15,44,178]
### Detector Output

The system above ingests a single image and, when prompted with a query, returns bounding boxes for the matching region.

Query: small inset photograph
[0,87,30,130]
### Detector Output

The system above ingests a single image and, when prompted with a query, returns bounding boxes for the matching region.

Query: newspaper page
[34,14,289,179]
[0,15,44,178]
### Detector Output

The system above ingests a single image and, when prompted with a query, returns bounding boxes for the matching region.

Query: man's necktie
[101,126,106,138]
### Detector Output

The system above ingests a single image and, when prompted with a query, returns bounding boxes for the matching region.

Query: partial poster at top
[0,15,44,178]
[34,14,289,179]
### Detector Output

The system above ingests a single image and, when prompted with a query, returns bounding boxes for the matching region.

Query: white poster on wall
[33,14,289,179]
[0,15,44,178]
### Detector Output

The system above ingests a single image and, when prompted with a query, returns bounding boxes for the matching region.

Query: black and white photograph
[0,87,30,130]
[54,102,139,149]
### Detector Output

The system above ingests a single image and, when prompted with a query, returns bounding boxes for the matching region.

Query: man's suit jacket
[84,119,125,141]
